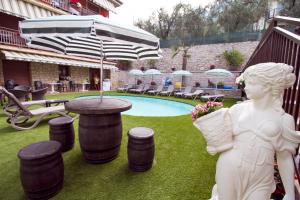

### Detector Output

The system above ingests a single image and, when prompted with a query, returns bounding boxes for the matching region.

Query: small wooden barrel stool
[18,141,64,200]
[128,127,155,172]
[49,117,74,152]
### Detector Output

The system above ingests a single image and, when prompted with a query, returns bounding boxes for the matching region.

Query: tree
[171,41,192,85]
[156,4,184,39]
[214,0,269,32]
[279,0,300,18]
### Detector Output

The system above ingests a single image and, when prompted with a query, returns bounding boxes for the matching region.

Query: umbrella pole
[100,58,103,103]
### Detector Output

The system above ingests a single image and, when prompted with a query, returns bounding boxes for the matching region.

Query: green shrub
[223,49,244,69]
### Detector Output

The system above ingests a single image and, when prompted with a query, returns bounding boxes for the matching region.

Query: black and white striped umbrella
[19,15,162,100]
[19,15,161,61]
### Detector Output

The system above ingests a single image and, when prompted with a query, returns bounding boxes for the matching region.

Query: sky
[110,0,215,25]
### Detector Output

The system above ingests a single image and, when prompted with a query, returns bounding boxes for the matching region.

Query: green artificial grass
[0,91,236,200]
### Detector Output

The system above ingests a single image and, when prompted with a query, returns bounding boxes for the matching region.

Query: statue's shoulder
[229,100,250,114]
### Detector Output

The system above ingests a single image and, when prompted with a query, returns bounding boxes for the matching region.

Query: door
[2,60,31,86]
[89,68,100,90]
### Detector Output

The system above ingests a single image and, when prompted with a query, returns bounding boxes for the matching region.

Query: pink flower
[191,101,223,121]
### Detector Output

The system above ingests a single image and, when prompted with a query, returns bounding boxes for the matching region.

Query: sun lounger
[201,94,225,102]
[129,84,144,93]
[0,87,72,131]
[147,85,163,95]
[159,85,174,96]
[117,84,134,92]
[183,89,206,100]
[136,84,150,94]
[174,86,193,97]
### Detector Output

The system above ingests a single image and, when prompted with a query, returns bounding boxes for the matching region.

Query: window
[59,65,70,80]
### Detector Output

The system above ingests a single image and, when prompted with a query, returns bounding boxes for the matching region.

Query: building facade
[0,0,122,90]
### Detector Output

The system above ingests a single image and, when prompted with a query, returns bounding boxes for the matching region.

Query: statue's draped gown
[215,102,299,200]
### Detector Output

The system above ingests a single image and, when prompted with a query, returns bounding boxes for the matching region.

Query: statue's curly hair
[243,62,296,114]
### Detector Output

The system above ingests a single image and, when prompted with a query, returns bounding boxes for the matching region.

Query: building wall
[0,60,4,86]
[132,41,259,73]
[30,62,59,86]
[69,66,89,83]
[110,70,119,90]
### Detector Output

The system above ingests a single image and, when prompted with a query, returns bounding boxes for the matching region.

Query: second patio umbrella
[205,69,234,93]
[144,69,161,82]
[129,69,144,85]
[172,70,192,87]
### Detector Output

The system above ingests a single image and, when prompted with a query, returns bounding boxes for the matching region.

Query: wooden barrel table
[65,98,131,164]
[18,141,64,200]
[128,127,155,172]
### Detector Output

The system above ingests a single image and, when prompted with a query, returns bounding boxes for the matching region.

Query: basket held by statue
[193,108,233,155]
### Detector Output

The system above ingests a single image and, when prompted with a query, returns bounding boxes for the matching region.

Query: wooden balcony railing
[0,27,26,47]
[245,16,300,196]
[245,16,300,131]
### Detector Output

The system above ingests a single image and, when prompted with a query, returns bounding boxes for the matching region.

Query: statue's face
[244,79,268,100]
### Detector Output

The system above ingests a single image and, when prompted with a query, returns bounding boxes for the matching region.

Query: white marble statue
[194,62,300,200]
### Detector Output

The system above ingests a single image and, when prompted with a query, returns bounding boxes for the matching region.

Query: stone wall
[30,63,59,86]
[0,60,4,86]
[115,41,259,98]
[132,41,259,72]
[110,70,119,90]
[69,66,89,83]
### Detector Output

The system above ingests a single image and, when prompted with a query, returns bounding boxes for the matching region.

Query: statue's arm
[277,150,295,200]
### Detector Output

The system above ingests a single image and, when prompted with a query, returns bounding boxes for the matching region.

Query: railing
[244,16,300,131]
[40,0,70,11]
[79,7,98,16]
[266,7,284,20]
[40,0,98,16]
[0,27,26,47]
[160,31,263,48]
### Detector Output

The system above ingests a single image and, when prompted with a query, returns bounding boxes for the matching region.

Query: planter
[193,108,233,155]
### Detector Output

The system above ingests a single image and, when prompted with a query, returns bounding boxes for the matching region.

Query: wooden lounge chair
[0,87,71,131]
[147,85,163,95]
[201,94,225,102]
[183,89,206,100]
[159,85,175,96]
[174,86,193,97]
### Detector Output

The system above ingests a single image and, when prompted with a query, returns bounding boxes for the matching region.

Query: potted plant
[217,81,224,89]
[223,49,244,71]
[150,81,156,86]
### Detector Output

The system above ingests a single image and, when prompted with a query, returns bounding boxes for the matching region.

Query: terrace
[0,90,236,199]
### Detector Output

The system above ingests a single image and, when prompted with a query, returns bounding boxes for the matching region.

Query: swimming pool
[77,96,194,117]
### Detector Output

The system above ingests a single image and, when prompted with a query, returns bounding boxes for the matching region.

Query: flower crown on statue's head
[191,101,223,121]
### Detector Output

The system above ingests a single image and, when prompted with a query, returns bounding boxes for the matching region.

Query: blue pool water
[77,96,194,117]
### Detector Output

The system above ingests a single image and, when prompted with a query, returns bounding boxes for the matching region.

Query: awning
[91,0,116,13]
[0,0,64,19]
[1,50,117,70]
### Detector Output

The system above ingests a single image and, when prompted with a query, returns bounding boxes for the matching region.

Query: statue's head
[242,62,296,112]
